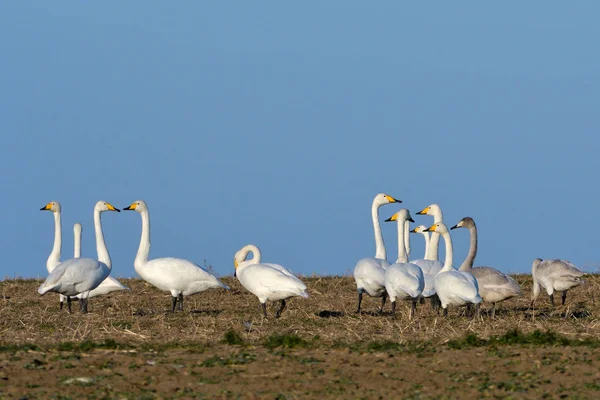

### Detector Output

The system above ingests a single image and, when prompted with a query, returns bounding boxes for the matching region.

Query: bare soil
[0,275,599,399]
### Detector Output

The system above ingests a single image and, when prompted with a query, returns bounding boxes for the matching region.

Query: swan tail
[38,283,56,296]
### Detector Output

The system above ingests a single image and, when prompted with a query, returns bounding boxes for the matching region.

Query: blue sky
[1,2,599,279]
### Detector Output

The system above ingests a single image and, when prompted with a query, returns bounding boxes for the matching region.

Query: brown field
[0,275,599,399]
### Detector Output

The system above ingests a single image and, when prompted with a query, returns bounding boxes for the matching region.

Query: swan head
[94,201,120,213]
[73,223,82,234]
[450,217,475,230]
[411,225,429,235]
[40,201,61,213]
[423,222,449,234]
[532,258,543,272]
[123,200,148,213]
[233,245,261,277]
[374,193,401,207]
[416,204,442,217]
[384,209,414,224]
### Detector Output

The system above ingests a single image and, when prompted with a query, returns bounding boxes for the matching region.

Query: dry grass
[0,274,598,347]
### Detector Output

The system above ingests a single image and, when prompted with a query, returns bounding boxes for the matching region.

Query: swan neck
[396,219,408,263]
[94,209,111,269]
[135,210,151,269]
[403,220,411,259]
[458,225,478,271]
[428,212,443,260]
[74,228,81,258]
[372,201,386,260]
[440,230,453,272]
[247,245,261,263]
[422,232,430,260]
[47,211,62,271]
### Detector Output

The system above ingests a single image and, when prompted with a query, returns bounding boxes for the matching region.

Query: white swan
[531,258,584,308]
[424,222,481,317]
[39,201,67,310]
[451,217,522,318]
[383,209,424,319]
[353,193,401,313]
[73,223,130,301]
[123,200,229,312]
[234,244,308,318]
[38,201,120,313]
[413,204,444,307]
[410,225,430,259]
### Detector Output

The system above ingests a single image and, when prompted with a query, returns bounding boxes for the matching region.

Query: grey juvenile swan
[531,258,584,308]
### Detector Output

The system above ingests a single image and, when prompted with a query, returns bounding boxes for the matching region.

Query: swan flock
[37,194,584,319]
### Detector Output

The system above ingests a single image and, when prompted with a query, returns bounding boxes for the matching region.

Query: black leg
[171,296,177,313]
[443,307,448,317]
[419,297,425,305]
[474,303,480,320]
[59,301,63,311]
[275,300,286,318]
[356,292,363,314]
[562,291,567,305]
[261,302,267,318]
[81,298,88,314]
[67,296,72,314]
[549,294,555,307]
[491,303,496,319]
[466,304,472,317]
[178,293,184,311]
[379,293,387,314]
[411,300,417,320]
[391,301,396,316]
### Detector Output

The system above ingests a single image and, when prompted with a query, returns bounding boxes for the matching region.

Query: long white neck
[94,209,112,269]
[429,211,443,260]
[46,211,62,272]
[403,220,411,259]
[372,201,386,260]
[421,232,431,260]
[458,225,478,271]
[74,226,82,258]
[439,230,453,272]
[244,244,261,263]
[134,210,151,270]
[396,218,408,263]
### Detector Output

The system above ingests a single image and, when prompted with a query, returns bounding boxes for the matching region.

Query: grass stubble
[0,274,599,398]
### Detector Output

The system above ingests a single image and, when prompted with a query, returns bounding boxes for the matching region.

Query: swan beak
[416,206,430,215]
[450,224,458,230]
[123,203,137,211]
[40,203,51,211]
[234,259,238,277]
[423,225,437,232]
[385,195,401,203]
[410,228,419,233]
[106,203,120,212]
[385,213,398,222]
[408,216,415,223]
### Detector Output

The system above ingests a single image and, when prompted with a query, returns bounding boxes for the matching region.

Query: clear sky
[1,2,599,279]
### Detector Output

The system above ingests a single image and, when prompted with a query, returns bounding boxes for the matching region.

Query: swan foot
[261,302,268,318]
[275,300,286,318]
[356,292,363,314]
[171,296,177,313]
[67,296,72,314]
[562,291,567,305]
[178,293,184,311]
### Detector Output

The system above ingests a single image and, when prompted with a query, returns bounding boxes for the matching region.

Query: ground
[0,275,599,399]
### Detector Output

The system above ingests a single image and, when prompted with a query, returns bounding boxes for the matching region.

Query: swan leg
[491,303,496,319]
[474,303,480,320]
[549,294,555,307]
[443,307,448,317]
[390,301,396,316]
[379,293,387,314]
[261,302,268,318]
[59,300,63,311]
[419,297,425,305]
[356,292,363,314]
[410,301,417,320]
[275,300,286,318]
[171,296,177,313]
[81,298,88,314]
[178,293,184,311]
[562,291,567,305]
[67,296,72,314]
[466,304,472,318]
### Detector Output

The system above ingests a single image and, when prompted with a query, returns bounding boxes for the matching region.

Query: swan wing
[139,258,229,293]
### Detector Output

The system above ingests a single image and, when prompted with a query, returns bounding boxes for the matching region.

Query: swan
[353,193,401,313]
[531,258,584,308]
[410,225,430,259]
[424,222,481,317]
[414,204,444,309]
[383,209,424,319]
[234,244,308,318]
[39,201,67,310]
[73,223,130,301]
[38,201,120,313]
[451,217,522,318]
[123,200,229,312]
